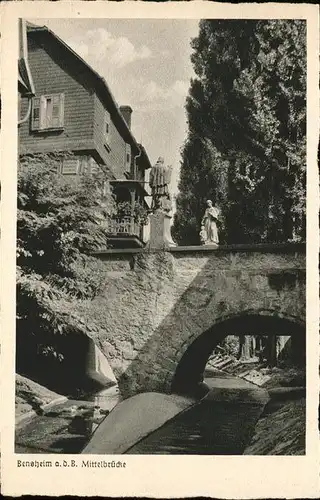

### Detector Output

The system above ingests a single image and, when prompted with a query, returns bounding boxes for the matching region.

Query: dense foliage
[116,200,149,225]
[17,153,116,372]
[173,20,306,245]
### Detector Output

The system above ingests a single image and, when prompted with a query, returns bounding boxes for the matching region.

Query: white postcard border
[1,2,319,497]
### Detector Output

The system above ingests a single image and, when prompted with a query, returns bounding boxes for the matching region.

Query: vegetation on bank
[17,153,114,386]
[207,353,306,455]
[244,398,305,455]
[173,20,306,245]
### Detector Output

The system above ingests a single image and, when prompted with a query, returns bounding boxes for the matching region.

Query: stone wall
[78,245,305,398]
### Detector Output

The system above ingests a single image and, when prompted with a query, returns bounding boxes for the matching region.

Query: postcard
[0,1,319,497]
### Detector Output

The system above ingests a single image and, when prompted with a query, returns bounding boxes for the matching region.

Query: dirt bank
[16,374,64,418]
[244,397,305,455]
[206,356,305,455]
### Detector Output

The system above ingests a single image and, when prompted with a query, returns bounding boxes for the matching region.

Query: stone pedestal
[148,211,176,249]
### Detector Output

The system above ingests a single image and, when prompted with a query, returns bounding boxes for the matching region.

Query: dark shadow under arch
[171,312,305,396]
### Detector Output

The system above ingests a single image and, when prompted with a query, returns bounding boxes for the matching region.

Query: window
[104,110,111,145]
[31,93,64,131]
[125,144,131,171]
[60,158,79,175]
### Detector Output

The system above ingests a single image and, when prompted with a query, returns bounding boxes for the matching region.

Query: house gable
[19,28,141,176]
[19,31,97,159]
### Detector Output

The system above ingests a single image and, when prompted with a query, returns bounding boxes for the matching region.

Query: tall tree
[173,135,229,244]
[173,20,306,245]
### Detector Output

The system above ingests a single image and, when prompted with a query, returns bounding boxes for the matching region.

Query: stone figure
[148,156,176,248]
[200,200,220,246]
[149,156,173,213]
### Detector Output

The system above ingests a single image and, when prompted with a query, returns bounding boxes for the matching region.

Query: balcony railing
[106,216,141,237]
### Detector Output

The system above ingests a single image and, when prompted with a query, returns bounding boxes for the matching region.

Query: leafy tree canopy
[173,20,306,245]
[17,153,116,371]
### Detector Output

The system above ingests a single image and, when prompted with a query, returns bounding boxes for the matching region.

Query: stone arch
[169,308,305,395]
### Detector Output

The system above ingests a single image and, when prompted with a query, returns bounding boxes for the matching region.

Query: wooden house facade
[19,23,152,247]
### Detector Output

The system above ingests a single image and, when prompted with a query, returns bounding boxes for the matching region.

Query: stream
[16,370,270,455]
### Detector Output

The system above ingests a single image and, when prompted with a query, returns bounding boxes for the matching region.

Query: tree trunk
[238,335,252,360]
[266,336,277,367]
[251,336,256,357]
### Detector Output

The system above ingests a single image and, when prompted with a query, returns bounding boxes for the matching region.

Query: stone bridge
[86,243,305,398]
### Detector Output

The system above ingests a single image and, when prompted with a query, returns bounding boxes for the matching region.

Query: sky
[29,18,200,198]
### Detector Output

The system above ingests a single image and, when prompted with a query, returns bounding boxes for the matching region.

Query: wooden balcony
[106,216,145,248]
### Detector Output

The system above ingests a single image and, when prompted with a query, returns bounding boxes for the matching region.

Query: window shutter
[31,97,40,131]
[61,159,79,175]
[39,95,47,130]
[50,93,64,128]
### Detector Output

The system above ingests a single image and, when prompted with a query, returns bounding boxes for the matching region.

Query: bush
[17,153,115,377]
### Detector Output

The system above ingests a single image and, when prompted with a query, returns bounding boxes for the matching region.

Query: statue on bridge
[148,156,176,248]
[149,156,173,214]
[200,200,220,246]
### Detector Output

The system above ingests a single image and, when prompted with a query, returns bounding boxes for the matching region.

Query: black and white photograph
[13,15,309,456]
[1,2,319,496]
